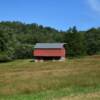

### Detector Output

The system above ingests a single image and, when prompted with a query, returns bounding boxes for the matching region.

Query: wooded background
[0,21,100,62]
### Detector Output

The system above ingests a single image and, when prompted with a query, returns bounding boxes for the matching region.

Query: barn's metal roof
[34,43,65,49]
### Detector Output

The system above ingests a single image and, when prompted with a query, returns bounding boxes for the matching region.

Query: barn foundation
[34,56,65,62]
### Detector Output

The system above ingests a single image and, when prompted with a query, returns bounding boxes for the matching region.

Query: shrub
[14,44,33,59]
[0,52,12,62]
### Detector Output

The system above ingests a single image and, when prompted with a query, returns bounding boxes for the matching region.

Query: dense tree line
[0,21,100,62]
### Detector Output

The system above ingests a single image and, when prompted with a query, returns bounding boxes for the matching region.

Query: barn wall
[34,48,65,57]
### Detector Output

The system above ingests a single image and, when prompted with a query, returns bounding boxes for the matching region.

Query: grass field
[0,55,100,100]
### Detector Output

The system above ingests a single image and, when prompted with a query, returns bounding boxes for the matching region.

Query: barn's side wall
[34,48,65,57]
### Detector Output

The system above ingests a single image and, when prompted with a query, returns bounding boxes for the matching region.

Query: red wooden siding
[34,48,65,57]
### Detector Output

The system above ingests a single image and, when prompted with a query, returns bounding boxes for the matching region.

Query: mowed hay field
[0,56,100,100]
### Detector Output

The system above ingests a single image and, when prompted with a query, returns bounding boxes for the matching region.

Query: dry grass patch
[57,92,100,100]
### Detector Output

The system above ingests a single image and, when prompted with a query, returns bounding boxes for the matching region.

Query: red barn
[33,43,66,62]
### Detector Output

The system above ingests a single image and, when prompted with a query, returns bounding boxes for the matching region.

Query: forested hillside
[0,21,100,62]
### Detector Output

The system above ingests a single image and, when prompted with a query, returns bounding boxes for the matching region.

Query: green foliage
[14,44,33,59]
[0,21,100,62]
[0,51,12,62]
[85,28,100,55]
[64,27,86,57]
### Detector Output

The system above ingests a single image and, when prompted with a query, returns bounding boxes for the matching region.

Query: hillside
[0,55,100,100]
[0,21,100,62]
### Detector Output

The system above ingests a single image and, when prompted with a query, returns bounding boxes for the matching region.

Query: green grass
[0,55,100,100]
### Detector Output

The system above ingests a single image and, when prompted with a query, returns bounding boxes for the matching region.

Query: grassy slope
[0,55,100,100]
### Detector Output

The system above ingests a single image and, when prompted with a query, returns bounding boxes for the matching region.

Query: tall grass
[0,55,100,100]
